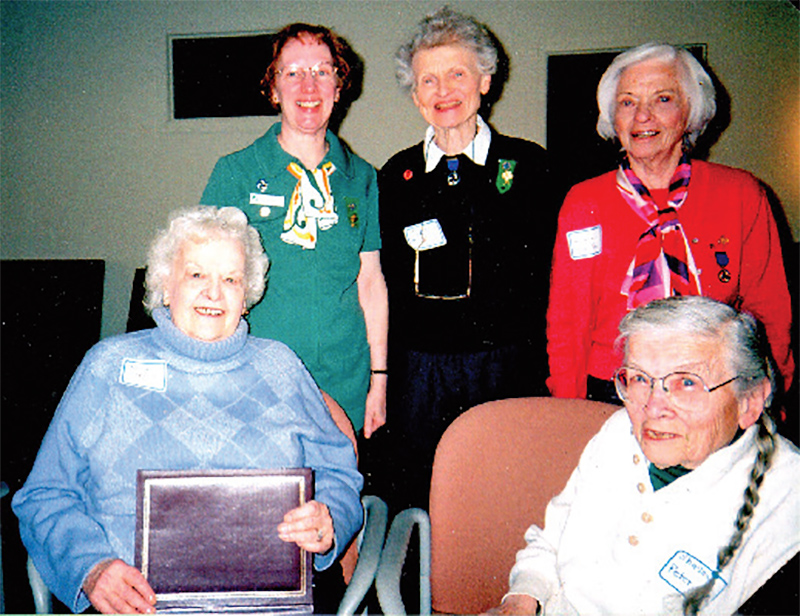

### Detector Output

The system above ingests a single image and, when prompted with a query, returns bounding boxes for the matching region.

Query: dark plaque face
[136,469,313,612]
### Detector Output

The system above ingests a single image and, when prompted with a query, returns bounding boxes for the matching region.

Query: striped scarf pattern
[618,155,702,309]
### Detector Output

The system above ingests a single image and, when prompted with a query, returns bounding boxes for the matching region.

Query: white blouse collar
[423,115,491,173]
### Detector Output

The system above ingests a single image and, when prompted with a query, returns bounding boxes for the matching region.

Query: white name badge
[659,551,727,599]
[249,193,285,210]
[119,359,167,392]
[404,219,447,251]
[566,225,602,260]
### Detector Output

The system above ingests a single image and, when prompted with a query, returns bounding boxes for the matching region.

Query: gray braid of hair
[682,411,778,615]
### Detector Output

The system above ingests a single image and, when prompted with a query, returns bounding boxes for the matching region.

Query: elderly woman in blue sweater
[12,206,363,614]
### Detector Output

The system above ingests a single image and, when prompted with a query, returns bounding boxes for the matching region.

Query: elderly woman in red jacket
[546,42,794,404]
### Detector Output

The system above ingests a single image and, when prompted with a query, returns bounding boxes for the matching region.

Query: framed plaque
[135,468,313,613]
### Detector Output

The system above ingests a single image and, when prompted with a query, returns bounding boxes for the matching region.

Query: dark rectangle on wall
[171,32,276,119]
[546,45,706,201]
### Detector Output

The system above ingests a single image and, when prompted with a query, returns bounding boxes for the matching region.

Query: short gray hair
[596,42,716,148]
[617,295,774,403]
[144,206,269,314]
[395,6,497,94]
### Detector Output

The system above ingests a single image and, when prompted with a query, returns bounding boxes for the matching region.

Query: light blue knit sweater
[13,308,363,613]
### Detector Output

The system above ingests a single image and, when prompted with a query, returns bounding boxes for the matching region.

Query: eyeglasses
[276,63,338,84]
[613,367,740,411]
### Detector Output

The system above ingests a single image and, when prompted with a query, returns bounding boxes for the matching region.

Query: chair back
[321,391,358,460]
[320,391,361,585]
[429,397,617,614]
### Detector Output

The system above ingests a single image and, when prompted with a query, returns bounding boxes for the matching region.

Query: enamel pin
[496,159,516,194]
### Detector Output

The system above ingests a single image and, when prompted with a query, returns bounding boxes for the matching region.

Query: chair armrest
[375,508,431,616]
[337,495,389,616]
[27,556,53,615]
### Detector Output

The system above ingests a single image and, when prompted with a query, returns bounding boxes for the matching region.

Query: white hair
[144,206,269,313]
[596,42,716,148]
[395,6,497,94]
[617,295,774,402]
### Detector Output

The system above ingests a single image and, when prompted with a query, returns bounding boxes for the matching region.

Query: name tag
[120,359,167,392]
[404,219,447,251]
[249,193,285,209]
[566,225,602,260]
[660,551,726,599]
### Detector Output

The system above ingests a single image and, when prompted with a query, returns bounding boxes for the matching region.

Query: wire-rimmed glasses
[613,366,740,411]
[276,63,338,85]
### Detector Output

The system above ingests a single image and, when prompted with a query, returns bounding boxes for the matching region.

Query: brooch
[496,159,516,194]
[347,200,359,228]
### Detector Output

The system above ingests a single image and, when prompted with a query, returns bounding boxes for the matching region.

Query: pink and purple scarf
[618,155,702,310]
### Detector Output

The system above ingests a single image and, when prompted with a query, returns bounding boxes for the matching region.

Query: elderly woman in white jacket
[488,296,799,615]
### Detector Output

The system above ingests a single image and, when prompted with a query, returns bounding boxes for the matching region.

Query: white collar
[423,115,492,173]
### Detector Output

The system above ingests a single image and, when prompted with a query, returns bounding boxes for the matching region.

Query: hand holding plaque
[83,559,156,614]
[278,500,334,554]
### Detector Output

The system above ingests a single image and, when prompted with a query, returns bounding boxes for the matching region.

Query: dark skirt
[586,374,623,406]
[362,343,548,514]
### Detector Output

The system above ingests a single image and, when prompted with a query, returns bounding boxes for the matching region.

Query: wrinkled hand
[278,500,334,553]
[363,379,387,439]
[83,558,156,614]
[483,594,539,615]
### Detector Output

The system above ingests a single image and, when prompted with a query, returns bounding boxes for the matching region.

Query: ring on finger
[316,528,324,542]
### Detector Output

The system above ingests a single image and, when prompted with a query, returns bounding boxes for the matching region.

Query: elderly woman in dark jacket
[378,6,554,511]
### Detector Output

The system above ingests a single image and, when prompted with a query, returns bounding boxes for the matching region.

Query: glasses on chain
[613,366,740,411]
[276,63,338,84]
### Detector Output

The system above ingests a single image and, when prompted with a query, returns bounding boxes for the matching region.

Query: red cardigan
[547,160,794,398]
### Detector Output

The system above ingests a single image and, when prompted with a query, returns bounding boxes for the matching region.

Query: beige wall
[2,0,798,338]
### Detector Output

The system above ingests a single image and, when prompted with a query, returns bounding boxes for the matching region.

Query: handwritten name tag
[660,551,726,599]
[119,359,167,392]
[566,225,602,260]
[403,219,447,251]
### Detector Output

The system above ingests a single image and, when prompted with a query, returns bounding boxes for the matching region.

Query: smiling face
[272,35,340,140]
[163,237,247,342]
[613,59,690,171]
[411,44,491,142]
[623,330,762,469]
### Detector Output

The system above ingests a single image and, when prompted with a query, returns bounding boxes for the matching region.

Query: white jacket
[507,410,800,615]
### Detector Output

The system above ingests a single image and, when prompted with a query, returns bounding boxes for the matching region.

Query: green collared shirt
[201,122,381,430]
